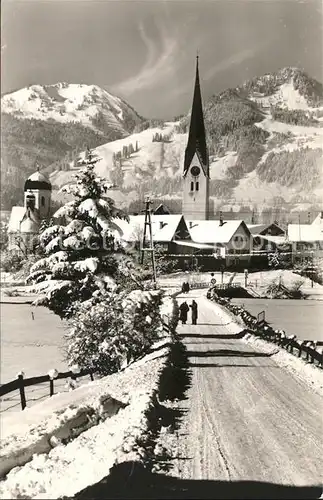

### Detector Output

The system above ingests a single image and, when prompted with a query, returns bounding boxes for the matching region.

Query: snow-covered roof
[8,207,27,233]
[312,212,323,226]
[24,171,52,191]
[188,220,248,244]
[112,215,185,243]
[247,223,284,235]
[20,217,39,234]
[8,207,40,233]
[287,223,323,242]
[27,171,50,183]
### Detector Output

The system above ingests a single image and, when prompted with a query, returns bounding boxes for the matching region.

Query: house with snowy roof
[247,222,288,253]
[7,170,52,254]
[112,214,193,254]
[287,212,323,262]
[186,218,252,266]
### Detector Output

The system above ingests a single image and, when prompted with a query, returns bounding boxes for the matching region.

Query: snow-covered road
[174,290,322,487]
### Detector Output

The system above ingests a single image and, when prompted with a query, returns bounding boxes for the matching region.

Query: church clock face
[190,165,200,177]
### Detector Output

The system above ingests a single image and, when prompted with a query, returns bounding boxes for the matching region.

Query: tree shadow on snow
[72,461,322,499]
[178,332,246,339]
[186,349,273,358]
[188,363,279,368]
[158,341,192,403]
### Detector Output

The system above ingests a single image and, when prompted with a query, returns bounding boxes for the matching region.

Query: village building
[287,212,323,263]
[153,204,171,215]
[187,219,252,266]
[7,171,52,254]
[112,214,192,254]
[247,222,288,254]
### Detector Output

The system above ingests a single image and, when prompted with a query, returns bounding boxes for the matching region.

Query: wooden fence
[0,314,176,413]
[0,369,94,411]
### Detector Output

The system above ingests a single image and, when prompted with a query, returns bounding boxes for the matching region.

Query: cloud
[112,22,178,96]
[204,43,270,81]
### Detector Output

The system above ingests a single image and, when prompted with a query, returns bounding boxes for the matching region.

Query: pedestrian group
[179,281,198,325]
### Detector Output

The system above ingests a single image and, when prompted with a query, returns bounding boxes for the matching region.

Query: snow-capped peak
[1,82,142,133]
[242,67,323,110]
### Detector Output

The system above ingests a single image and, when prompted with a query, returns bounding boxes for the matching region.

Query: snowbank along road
[175,289,322,488]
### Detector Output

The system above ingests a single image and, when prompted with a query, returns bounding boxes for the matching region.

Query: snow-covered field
[50,121,186,189]
[0,333,171,499]
[232,298,323,341]
[250,82,312,111]
[0,303,68,385]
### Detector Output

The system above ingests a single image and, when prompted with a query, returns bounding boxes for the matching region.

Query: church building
[8,170,52,254]
[182,56,210,221]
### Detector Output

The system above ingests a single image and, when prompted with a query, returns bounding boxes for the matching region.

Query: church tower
[182,56,209,220]
[24,170,52,219]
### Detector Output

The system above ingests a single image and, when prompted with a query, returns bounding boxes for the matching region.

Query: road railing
[206,288,323,369]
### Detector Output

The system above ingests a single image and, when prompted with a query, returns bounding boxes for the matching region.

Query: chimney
[219,211,224,227]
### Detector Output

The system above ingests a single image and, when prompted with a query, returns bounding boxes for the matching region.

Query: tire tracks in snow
[195,366,233,480]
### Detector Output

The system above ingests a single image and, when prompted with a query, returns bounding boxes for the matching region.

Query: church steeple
[183,55,209,177]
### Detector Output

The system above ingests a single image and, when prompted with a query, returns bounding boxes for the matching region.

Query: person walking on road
[190,300,198,325]
[179,301,189,324]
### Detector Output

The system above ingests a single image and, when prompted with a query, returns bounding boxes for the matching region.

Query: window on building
[190,181,194,191]
[196,182,199,191]
[26,194,35,210]
[41,196,45,207]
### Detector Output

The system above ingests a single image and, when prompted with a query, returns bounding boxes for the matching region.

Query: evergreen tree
[27,147,130,318]
[110,161,124,188]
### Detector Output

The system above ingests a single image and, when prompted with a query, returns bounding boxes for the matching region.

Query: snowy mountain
[51,68,323,215]
[2,68,323,215]
[1,82,143,135]
[1,83,145,209]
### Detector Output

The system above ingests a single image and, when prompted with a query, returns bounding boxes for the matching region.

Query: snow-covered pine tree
[27,147,131,318]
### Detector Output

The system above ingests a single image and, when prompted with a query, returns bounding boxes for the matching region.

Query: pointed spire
[183,56,208,177]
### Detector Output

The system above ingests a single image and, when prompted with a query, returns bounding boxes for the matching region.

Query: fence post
[49,379,54,397]
[17,373,26,410]
[299,342,304,357]
[48,369,58,397]
[305,343,310,361]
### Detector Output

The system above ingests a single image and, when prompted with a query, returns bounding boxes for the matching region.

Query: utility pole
[298,213,302,266]
[140,197,157,287]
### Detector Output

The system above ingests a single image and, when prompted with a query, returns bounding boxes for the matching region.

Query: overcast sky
[1,0,322,118]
